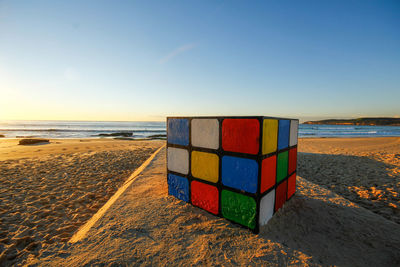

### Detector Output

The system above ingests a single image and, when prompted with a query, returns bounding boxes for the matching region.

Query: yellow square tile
[191,151,219,183]
[262,119,278,154]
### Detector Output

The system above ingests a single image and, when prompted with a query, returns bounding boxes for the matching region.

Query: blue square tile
[167,119,189,146]
[167,174,189,202]
[278,120,290,150]
[221,156,258,193]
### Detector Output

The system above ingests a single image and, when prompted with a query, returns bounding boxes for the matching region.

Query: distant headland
[303,117,400,126]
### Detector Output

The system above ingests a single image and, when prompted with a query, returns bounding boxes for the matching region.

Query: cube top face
[167,116,298,233]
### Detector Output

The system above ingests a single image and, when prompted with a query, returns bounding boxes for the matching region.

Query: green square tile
[221,190,256,229]
[277,151,288,183]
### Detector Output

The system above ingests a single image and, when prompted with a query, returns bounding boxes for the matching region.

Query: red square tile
[261,155,276,193]
[222,119,260,155]
[288,147,297,174]
[287,173,296,199]
[275,180,287,212]
[191,180,219,215]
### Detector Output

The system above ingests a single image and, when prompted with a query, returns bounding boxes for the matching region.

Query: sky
[0,0,399,122]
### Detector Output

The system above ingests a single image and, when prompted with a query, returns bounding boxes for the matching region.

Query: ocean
[0,121,166,139]
[0,120,400,139]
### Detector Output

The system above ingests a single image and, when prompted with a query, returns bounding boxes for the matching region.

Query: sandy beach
[1,137,399,266]
[2,1,399,265]
[0,139,163,266]
[298,137,400,224]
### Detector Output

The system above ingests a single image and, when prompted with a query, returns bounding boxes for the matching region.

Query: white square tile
[259,189,275,226]
[191,119,219,149]
[289,120,299,146]
[167,147,189,175]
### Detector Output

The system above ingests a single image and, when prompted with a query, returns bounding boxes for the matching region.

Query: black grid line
[166,116,299,234]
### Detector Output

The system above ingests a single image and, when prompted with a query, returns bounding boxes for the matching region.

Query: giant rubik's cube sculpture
[167,116,298,233]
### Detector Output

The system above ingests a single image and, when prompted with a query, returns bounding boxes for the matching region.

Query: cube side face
[259,117,298,227]
[167,116,298,233]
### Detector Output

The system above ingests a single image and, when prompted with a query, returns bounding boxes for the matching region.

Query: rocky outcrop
[303,117,400,126]
[98,132,133,137]
[18,139,50,145]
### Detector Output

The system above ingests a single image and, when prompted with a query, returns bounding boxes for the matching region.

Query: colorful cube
[167,116,298,233]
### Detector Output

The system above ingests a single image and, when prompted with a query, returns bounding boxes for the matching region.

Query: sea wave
[1,121,400,139]
[0,129,166,133]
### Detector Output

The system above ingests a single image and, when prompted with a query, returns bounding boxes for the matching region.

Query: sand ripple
[0,147,156,266]
[298,150,400,224]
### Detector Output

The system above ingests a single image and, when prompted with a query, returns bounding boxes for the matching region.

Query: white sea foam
[1,120,400,139]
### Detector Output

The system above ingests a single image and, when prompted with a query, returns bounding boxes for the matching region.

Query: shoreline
[1,123,400,140]
[1,135,399,141]
[300,136,400,139]
[2,134,400,141]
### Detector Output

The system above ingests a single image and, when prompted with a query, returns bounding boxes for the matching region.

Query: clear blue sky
[1,0,399,122]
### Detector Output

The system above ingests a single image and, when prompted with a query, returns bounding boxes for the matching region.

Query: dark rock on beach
[18,139,50,145]
[148,134,167,140]
[98,132,133,137]
[113,137,135,140]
